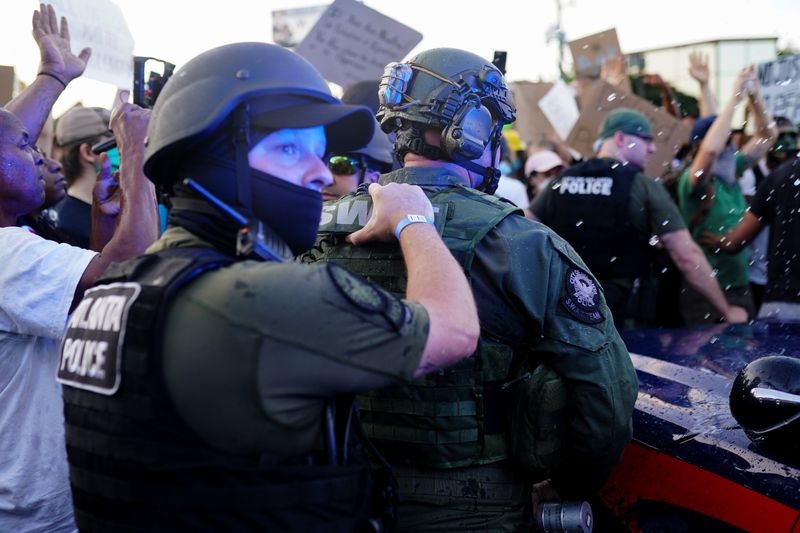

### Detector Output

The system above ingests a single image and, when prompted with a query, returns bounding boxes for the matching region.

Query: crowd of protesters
[0,3,798,532]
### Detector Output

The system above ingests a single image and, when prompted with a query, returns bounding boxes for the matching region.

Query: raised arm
[740,75,778,163]
[643,73,680,117]
[6,4,91,143]
[74,103,159,307]
[348,182,480,376]
[687,68,751,189]
[689,51,716,116]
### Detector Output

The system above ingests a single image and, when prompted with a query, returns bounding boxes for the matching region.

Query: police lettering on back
[558,176,614,196]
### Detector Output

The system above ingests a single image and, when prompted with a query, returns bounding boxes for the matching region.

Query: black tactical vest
[58,247,372,532]
[305,170,566,475]
[543,158,650,280]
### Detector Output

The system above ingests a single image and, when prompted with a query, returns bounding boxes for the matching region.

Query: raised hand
[600,56,627,88]
[32,3,91,86]
[688,51,709,84]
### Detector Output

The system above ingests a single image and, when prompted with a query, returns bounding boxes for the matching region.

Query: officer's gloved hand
[347,182,434,245]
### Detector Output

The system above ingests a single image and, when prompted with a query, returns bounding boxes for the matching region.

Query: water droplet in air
[607,93,617,102]
[648,235,660,246]
[575,220,584,227]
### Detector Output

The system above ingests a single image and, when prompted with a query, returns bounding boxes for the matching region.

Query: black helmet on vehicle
[376,48,516,194]
[730,355,800,455]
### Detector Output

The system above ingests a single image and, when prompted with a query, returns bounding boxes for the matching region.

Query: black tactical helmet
[377,48,515,134]
[376,48,515,194]
[144,42,374,185]
[730,355,800,454]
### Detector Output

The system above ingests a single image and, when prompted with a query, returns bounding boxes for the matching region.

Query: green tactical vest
[305,171,566,475]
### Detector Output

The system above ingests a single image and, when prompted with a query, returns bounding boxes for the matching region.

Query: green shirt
[147,227,430,456]
[676,155,749,289]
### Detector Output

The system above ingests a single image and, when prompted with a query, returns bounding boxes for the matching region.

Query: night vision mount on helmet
[376,48,516,195]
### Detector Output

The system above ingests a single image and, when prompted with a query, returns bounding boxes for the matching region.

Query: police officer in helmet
[305,48,638,530]
[57,42,480,531]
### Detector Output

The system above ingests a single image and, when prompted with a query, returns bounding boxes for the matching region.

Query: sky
[0,0,798,117]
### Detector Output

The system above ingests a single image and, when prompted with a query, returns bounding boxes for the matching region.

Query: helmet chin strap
[454,126,503,195]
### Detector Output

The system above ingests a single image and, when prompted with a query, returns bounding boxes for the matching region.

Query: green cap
[599,108,652,140]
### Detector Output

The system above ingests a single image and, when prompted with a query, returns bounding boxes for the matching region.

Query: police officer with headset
[57,42,480,531]
[306,48,638,531]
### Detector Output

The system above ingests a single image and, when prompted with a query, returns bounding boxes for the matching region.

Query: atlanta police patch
[561,268,604,324]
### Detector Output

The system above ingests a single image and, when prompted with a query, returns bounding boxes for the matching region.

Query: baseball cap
[690,115,716,143]
[55,107,112,146]
[525,150,564,176]
[599,108,652,140]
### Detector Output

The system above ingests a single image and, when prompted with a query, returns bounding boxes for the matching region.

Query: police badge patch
[57,282,141,395]
[561,268,604,324]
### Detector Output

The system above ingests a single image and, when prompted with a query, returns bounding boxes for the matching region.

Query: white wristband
[394,214,434,240]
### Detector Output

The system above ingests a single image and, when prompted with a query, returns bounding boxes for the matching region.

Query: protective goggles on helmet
[327,155,365,176]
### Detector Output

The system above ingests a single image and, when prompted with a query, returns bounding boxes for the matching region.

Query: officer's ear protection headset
[378,61,506,192]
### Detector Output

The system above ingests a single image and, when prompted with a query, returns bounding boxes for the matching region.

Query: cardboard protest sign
[538,79,580,140]
[294,0,422,88]
[0,65,15,106]
[508,81,556,146]
[49,0,134,89]
[758,54,800,125]
[272,5,328,48]
[566,81,690,177]
[569,28,630,92]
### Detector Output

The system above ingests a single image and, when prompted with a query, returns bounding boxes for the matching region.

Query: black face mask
[248,167,323,255]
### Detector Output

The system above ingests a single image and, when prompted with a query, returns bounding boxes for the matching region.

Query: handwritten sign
[294,0,422,88]
[758,54,800,125]
[272,5,327,48]
[49,0,134,89]
[538,79,580,140]
[566,81,690,177]
[569,28,630,92]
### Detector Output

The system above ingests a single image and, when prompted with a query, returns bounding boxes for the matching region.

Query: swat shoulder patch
[57,282,141,395]
[327,263,407,331]
[561,268,604,324]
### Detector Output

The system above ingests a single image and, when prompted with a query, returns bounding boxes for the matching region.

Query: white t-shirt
[0,227,96,532]
[494,175,530,209]
[740,165,769,286]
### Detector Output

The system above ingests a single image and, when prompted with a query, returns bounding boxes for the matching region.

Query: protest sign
[508,81,556,146]
[49,0,134,89]
[569,28,630,92]
[294,0,422,88]
[0,66,15,106]
[538,79,580,140]
[566,81,690,177]
[757,54,800,125]
[272,5,327,48]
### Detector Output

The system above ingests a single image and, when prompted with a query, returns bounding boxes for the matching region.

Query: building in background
[628,37,777,118]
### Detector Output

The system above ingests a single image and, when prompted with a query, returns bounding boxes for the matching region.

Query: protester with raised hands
[0,5,158,531]
[676,66,777,325]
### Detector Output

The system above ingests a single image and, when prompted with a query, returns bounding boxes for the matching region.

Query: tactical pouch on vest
[505,361,567,479]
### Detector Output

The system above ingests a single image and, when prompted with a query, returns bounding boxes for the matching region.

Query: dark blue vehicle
[597,320,800,532]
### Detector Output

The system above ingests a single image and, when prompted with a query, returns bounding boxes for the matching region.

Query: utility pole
[546,0,568,81]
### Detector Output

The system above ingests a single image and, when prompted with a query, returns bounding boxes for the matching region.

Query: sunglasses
[327,155,365,176]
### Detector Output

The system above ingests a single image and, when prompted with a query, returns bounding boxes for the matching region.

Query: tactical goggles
[327,155,365,176]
